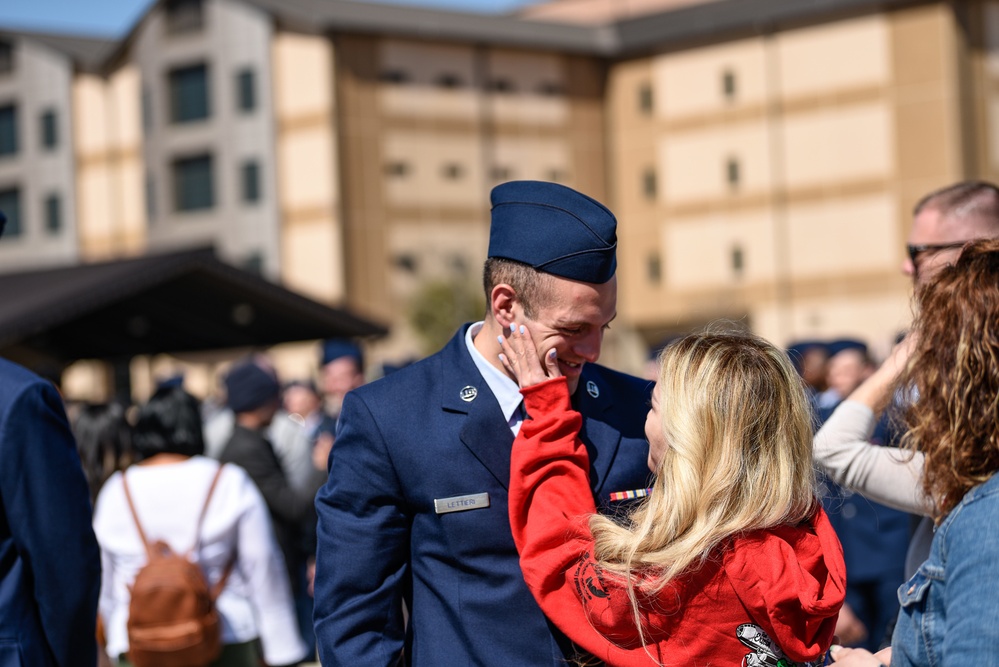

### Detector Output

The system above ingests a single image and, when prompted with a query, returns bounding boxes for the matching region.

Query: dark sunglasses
[906,240,973,272]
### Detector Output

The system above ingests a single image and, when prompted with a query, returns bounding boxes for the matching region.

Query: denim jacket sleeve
[895,478,999,667]
[937,488,999,664]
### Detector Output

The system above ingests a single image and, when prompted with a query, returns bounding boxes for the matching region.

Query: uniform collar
[465,321,523,429]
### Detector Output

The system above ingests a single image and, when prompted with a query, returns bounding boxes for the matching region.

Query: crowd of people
[0,179,997,667]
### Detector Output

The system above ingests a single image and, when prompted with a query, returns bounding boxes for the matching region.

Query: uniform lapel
[440,326,515,490]
[573,367,622,496]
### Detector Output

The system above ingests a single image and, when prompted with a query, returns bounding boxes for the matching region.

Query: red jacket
[509,378,846,667]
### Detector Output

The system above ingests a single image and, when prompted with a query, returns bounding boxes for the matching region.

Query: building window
[242,252,264,275]
[236,68,256,112]
[442,163,464,180]
[0,40,13,76]
[169,63,209,124]
[726,157,740,188]
[537,82,562,96]
[173,153,214,212]
[379,69,409,84]
[491,165,511,181]
[642,168,657,199]
[722,69,736,100]
[40,109,57,150]
[141,87,153,131]
[486,78,514,93]
[145,173,156,222]
[0,187,22,238]
[44,192,61,234]
[731,244,745,277]
[241,160,261,203]
[165,0,204,34]
[436,73,462,89]
[393,253,417,273]
[638,83,653,115]
[384,161,410,177]
[0,105,18,157]
[647,254,661,284]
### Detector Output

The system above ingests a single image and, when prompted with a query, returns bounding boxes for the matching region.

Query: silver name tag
[434,492,490,514]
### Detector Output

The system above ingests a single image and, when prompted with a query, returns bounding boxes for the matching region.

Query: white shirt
[465,321,524,435]
[93,456,308,665]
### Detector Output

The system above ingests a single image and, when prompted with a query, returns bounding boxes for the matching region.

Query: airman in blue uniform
[313,181,652,666]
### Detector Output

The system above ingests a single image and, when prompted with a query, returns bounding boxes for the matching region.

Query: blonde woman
[502,327,846,666]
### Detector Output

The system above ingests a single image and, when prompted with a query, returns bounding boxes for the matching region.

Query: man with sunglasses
[816,180,999,660]
[904,181,999,283]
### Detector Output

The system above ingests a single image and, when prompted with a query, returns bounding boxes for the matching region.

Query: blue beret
[225,361,280,413]
[489,181,617,284]
[321,339,363,368]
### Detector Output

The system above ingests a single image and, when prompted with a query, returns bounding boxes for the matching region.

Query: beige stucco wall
[382,131,485,208]
[659,120,772,203]
[777,15,891,98]
[607,6,961,353]
[653,38,767,119]
[73,65,146,260]
[664,209,777,289]
[784,194,900,277]
[273,30,343,304]
[781,103,894,189]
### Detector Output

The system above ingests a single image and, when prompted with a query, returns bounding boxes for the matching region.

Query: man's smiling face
[514,274,617,395]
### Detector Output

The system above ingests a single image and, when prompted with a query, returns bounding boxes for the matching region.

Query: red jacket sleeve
[509,378,674,666]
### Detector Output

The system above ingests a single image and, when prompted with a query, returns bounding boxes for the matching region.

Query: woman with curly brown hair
[832,238,999,666]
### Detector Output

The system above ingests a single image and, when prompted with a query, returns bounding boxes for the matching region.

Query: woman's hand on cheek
[498,323,561,389]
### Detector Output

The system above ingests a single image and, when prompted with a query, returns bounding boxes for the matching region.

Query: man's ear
[490,284,518,329]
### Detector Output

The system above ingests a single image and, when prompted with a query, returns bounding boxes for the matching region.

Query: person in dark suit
[313,181,653,666]
[219,359,324,656]
[0,203,102,667]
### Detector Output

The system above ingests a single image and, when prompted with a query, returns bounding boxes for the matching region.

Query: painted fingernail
[519,325,525,334]
[498,335,504,345]
[549,349,557,358]
[498,353,506,363]
[510,323,516,332]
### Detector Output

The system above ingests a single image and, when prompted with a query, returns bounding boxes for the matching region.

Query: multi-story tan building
[3,0,999,387]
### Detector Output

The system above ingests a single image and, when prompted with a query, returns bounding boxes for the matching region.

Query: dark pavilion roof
[0,247,385,367]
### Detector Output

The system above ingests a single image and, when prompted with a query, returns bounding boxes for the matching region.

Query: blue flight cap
[321,339,363,369]
[488,181,617,284]
[785,340,828,376]
[827,338,869,359]
[155,374,185,391]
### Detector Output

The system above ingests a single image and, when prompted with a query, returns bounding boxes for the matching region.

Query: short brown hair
[913,180,999,226]
[899,238,999,520]
[482,257,555,319]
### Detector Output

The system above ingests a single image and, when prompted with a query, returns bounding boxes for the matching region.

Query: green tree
[407,278,484,355]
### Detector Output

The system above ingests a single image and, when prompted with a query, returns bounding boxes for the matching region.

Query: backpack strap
[121,471,154,558]
[190,464,237,601]
[190,463,226,554]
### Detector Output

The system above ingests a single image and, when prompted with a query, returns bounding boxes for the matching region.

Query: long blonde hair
[589,331,817,638]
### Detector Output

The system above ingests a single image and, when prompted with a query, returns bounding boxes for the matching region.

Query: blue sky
[0,0,544,37]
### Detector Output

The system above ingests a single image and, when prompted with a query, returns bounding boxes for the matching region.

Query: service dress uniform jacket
[0,359,101,667]
[314,325,652,666]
